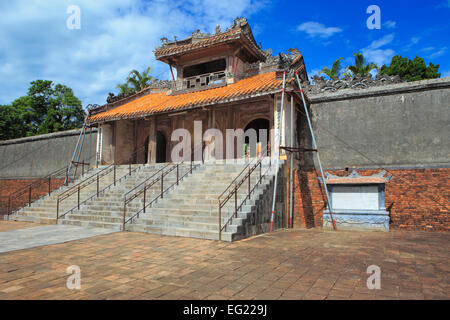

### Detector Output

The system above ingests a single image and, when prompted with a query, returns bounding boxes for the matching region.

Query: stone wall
[0,129,97,178]
[300,77,450,169]
[293,78,450,232]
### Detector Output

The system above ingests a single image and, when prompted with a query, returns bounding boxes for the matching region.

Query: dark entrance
[244,118,270,144]
[156,131,166,163]
[144,136,149,164]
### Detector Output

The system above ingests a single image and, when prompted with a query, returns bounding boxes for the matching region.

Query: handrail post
[260,162,262,181]
[123,202,126,232]
[56,197,59,221]
[143,186,146,214]
[234,183,237,218]
[8,196,11,217]
[248,168,251,200]
[161,173,164,199]
[97,174,99,197]
[176,164,179,185]
[114,165,116,186]
[129,163,131,176]
[28,186,31,207]
[48,176,51,195]
[77,186,80,210]
[219,205,222,241]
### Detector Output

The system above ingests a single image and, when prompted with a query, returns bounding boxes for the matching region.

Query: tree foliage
[380,55,440,81]
[346,52,378,76]
[116,66,154,94]
[320,58,344,79]
[0,80,85,141]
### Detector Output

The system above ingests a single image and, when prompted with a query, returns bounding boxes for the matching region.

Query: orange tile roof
[89,72,287,123]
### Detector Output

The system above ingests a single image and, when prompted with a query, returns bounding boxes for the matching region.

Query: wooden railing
[172,71,226,91]
[122,160,201,230]
[218,149,272,241]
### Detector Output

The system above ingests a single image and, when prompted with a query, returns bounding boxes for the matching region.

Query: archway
[244,118,270,157]
[156,131,167,163]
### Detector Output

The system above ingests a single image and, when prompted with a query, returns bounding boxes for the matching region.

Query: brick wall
[293,167,450,232]
[0,178,64,215]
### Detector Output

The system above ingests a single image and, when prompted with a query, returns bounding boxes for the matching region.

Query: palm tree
[116,83,135,95]
[320,58,344,79]
[346,52,378,76]
[126,67,153,92]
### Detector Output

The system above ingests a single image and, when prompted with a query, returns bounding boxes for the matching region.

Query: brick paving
[0,221,448,300]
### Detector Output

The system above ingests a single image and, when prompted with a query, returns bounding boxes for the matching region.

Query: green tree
[380,55,440,81]
[0,80,85,140]
[346,52,378,76]
[116,83,135,95]
[126,67,153,92]
[319,58,344,79]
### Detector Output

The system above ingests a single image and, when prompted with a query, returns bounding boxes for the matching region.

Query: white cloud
[361,34,396,66]
[296,21,342,39]
[441,70,450,77]
[0,0,265,106]
[384,20,396,29]
[428,47,448,59]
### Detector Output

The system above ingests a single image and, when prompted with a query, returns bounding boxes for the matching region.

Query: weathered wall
[0,129,97,178]
[293,167,449,232]
[293,78,450,232]
[300,78,450,169]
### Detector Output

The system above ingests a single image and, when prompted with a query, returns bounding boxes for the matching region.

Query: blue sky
[0,0,449,108]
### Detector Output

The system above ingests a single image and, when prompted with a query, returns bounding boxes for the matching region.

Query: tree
[126,67,153,92]
[346,52,378,76]
[319,58,344,79]
[116,83,135,95]
[380,55,440,81]
[0,80,85,140]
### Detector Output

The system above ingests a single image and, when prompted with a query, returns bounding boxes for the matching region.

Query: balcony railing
[172,71,226,92]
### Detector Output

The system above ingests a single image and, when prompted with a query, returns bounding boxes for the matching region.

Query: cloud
[361,34,395,66]
[296,21,342,39]
[428,47,448,59]
[0,0,266,106]
[384,20,396,29]
[441,70,450,77]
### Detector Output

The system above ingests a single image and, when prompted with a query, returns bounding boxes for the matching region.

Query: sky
[0,0,449,108]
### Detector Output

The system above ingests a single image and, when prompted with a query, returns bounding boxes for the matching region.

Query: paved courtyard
[0,220,448,300]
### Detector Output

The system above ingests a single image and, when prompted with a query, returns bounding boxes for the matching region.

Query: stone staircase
[7,158,285,242]
[58,163,193,230]
[7,165,142,224]
[127,158,280,241]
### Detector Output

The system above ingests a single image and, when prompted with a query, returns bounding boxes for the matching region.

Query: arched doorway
[244,118,270,157]
[156,131,166,163]
[244,118,270,143]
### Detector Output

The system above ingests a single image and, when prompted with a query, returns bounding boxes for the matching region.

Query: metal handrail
[123,163,171,200]
[122,161,201,229]
[218,145,271,202]
[57,163,144,220]
[5,153,97,218]
[218,154,272,241]
[56,144,147,220]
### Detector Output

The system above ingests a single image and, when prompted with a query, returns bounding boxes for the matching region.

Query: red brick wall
[0,179,64,215]
[293,168,450,232]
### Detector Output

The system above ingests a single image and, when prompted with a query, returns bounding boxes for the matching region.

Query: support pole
[295,72,337,231]
[270,71,286,232]
[66,114,89,184]
[289,95,294,228]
